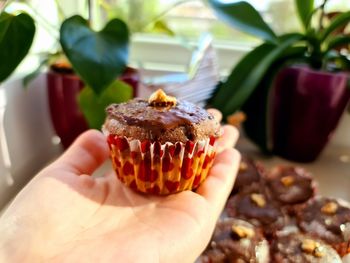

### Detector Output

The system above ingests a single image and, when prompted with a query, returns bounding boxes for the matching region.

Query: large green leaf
[211,43,275,111]
[320,11,350,42]
[0,12,35,83]
[60,15,129,95]
[78,80,132,129]
[211,34,304,117]
[326,34,350,52]
[242,46,307,152]
[295,0,314,30]
[208,0,278,43]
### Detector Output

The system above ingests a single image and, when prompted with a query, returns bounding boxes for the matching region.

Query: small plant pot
[271,65,350,162]
[47,65,140,148]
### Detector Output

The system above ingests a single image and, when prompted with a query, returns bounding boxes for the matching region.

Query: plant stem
[319,0,329,31]
[88,0,92,25]
[141,0,198,31]
[98,0,111,14]
[53,0,66,22]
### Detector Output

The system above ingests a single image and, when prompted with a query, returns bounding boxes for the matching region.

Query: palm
[1,126,239,263]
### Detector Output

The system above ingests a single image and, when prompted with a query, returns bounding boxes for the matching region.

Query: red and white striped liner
[106,134,217,195]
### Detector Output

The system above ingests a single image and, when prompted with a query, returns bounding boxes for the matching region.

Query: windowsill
[2,33,254,87]
[129,33,254,76]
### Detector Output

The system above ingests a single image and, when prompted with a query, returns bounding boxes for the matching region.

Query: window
[161,0,350,41]
[95,0,350,75]
[3,0,350,77]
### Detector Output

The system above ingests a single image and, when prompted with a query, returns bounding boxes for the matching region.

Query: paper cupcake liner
[106,135,217,195]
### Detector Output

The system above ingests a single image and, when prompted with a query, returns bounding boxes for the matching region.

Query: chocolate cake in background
[271,232,342,262]
[295,196,350,257]
[226,182,287,237]
[199,157,350,262]
[231,156,263,195]
[198,218,269,263]
[266,166,316,206]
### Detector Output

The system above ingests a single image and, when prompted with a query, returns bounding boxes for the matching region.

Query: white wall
[0,75,62,209]
[332,111,350,147]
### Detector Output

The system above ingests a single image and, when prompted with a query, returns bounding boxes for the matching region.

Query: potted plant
[46,13,136,148]
[17,0,141,148]
[209,0,350,162]
[23,0,180,148]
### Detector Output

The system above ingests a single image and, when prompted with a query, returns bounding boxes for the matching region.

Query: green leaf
[326,53,350,71]
[208,0,278,43]
[242,45,307,152]
[295,0,314,30]
[326,34,350,52]
[78,80,132,129]
[60,15,129,95]
[0,12,36,83]
[211,34,303,117]
[320,11,350,42]
[211,43,275,114]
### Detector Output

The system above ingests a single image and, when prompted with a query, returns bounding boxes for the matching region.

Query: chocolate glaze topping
[266,166,315,205]
[105,98,220,143]
[271,233,342,262]
[232,156,262,194]
[225,184,287,238]
[200,218,268,263]
[296,197,350,244]
[228,192,283,225]
[107,99,208,127]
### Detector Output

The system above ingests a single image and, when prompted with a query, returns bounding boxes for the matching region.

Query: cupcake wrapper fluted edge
[106,134,217,195]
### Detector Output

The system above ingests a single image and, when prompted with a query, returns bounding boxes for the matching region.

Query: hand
[0,110,240,263]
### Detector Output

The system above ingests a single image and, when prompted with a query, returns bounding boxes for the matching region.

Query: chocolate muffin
[271,232,342,262]
[266,166,316,207]
[231,156,263,195]
[103,89,221,195]
[198,218,269,263]
[104,90,220,144]
[295,196,350,256]
[225,183,287,237]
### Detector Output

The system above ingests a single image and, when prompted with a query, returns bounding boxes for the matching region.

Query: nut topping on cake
[280,175,295,187]
[301,239,324,257]
[321,202,338,215]
[239,162,248,172]
[250,193,266,208]
[231,224,255,239]
[148,89,176,107]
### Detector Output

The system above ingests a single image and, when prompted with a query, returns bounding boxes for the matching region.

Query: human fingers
[216,125,239,152]
[50,130,109,175]
[196,148,241,215]
[207,108,222,123]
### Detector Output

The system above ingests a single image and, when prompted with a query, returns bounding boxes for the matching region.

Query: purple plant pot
[271,65,350,162]
[47,66,140,149]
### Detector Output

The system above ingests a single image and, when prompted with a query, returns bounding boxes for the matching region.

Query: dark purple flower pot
[271,65,350,162]
[47,66,140,149]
